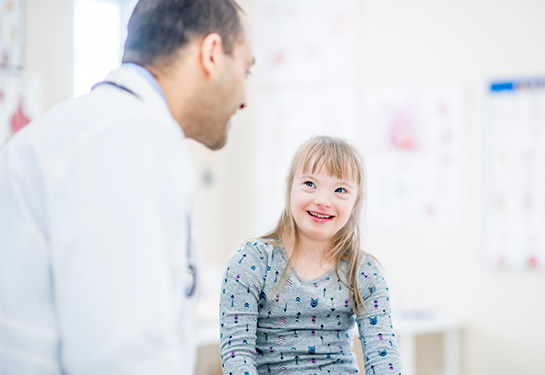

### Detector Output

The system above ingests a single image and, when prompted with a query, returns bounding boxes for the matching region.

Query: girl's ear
[199,33,225,79]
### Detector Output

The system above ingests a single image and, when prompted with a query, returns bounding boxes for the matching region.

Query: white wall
[25,0,73,111]
[24,1,545,374]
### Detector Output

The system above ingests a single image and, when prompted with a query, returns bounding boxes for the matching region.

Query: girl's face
[290,166,358,247]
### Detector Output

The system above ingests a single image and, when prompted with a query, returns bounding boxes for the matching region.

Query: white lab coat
[0,66,197,374]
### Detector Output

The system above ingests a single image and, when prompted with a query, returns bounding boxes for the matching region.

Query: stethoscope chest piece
[185,264,197,297]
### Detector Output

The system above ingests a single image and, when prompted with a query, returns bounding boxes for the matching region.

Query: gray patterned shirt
[219,239,403,375]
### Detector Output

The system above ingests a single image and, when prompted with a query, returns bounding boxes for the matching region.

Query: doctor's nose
[239,102,246,110]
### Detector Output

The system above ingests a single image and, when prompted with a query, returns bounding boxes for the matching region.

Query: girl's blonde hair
[260,135,367,315]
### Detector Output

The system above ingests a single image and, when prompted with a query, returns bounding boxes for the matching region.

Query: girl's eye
[305,181,315,188]
[335,187,346,193]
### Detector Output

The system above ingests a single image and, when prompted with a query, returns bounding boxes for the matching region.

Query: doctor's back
[0,74,196,373]
[0,0,255,373]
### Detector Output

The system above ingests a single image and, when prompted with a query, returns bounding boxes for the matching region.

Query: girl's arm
[355,255,403,375]
[219,241,267,375]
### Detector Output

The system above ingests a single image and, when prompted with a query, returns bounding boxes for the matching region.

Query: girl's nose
[314,191,332,208]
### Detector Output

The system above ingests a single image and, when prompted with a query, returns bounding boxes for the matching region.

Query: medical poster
[361,84,467,229]
[0,73,41,147]
[0,0,24,70]
[254,0,360,86]
[483,79,545,270]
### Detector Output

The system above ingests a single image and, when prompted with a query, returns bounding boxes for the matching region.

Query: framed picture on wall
[0,73,41,147]
[0,0,25,70]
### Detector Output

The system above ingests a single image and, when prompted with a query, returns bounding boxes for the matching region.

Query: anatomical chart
[483,79,545,270]
[361,84,467,229]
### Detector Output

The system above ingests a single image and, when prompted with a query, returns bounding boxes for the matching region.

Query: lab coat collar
[98,66,187,139]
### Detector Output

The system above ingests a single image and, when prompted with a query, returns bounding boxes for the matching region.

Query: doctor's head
[123,0,255,150]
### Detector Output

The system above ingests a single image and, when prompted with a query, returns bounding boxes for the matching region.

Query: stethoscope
[185,214,197,298]
[92,80,198,298]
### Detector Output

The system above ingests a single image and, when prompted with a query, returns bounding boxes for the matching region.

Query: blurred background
[1,0,544,374]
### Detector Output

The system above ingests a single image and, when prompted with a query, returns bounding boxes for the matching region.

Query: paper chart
[483,79,545,270]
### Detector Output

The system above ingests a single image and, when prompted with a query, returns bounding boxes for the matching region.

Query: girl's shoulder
[242,238,276,256]
[356,251,387,282]
[225,238,276,269]
[358,251,380,267]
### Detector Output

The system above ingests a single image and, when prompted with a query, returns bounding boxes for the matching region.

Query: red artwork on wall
[0,74,41,147]
[9,96,30,135]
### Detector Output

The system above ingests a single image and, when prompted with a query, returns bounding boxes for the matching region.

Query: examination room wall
[22,1,545,375]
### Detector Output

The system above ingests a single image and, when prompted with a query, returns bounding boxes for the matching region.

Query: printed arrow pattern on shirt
[219,240,403,375]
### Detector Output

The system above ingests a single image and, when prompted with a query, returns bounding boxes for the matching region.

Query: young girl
[219,136,403,375]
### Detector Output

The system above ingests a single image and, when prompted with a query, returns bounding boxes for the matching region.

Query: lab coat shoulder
[4,75,187,191]
[38,79,194,250]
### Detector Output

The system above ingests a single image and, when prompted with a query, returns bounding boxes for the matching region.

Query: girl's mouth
[308,211,333,219]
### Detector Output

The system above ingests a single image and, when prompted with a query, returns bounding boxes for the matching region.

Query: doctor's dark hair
[123,0,244,67]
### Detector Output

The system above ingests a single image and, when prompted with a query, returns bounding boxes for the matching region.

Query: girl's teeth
[309,212,331,219]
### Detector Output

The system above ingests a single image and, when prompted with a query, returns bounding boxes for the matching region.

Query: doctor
[0,0,255,373]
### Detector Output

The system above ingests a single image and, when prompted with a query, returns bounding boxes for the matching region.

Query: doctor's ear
[200,33,225,79]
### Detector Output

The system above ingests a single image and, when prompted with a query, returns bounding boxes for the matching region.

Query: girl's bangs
[299,143,361,184]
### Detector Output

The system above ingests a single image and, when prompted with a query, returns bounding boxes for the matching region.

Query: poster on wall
[483,79,545,270]
[361,84,467,229]
[0,0,24,70]
[0,73,42,147]
[254,0,360,86]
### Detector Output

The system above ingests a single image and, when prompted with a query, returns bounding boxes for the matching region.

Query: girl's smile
[308,210,333,218]
[307,211,334,222]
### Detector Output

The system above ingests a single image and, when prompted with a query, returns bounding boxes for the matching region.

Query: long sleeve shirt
[219,239,403,375]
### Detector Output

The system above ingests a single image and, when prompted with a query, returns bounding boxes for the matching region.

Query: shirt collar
[122,63,167,104]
